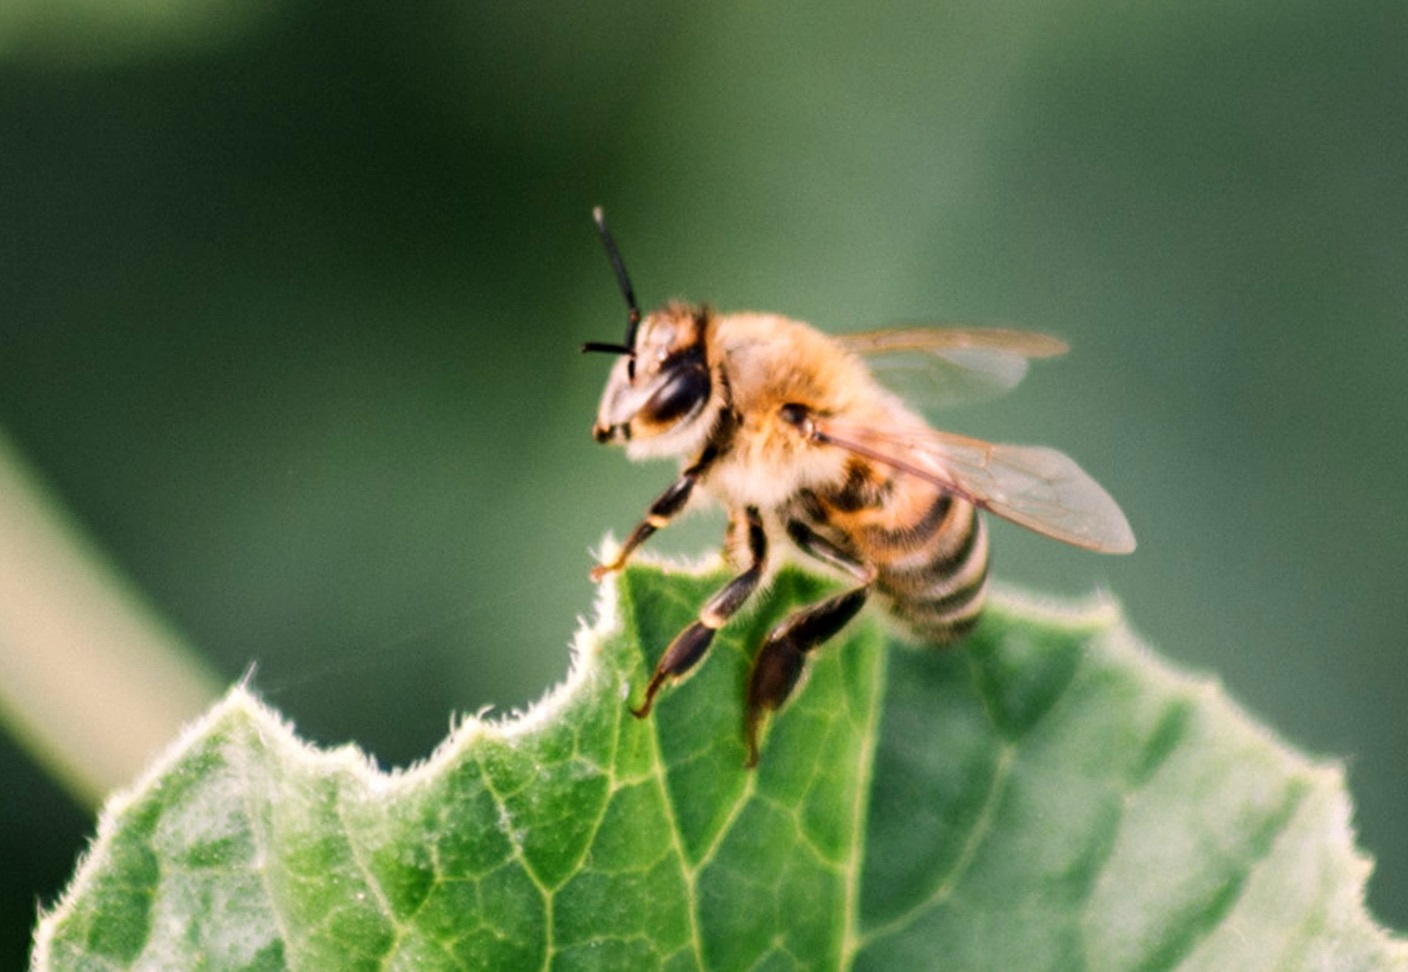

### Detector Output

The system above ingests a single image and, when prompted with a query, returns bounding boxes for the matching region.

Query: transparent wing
[836,326,1069,358]
[836,326,1069,409]
[812,418,1136,553]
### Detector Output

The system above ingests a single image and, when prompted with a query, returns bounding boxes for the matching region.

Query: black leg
[744,583,870,767]
[631,507,768,718]
[592,452,716,581]
[785,519,873,582]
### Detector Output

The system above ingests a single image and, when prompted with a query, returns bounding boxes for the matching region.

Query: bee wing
[813,418,1136,554]
[836,327,1069,408]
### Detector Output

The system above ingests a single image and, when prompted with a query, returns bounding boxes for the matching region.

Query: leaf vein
[857,740,1016,948]
[839,634,886,970]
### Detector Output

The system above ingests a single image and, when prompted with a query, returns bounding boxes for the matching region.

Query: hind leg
[743,520,875,766]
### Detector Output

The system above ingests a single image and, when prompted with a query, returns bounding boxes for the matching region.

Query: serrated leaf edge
[30,548,1408,969]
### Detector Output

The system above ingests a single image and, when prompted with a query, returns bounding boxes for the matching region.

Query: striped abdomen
[871,491,989,643]
[806,464,990,644]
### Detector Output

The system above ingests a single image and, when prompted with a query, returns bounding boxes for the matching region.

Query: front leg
[631,506,767,718]
[591,450,717,581]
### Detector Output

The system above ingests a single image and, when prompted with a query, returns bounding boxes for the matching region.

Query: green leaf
[31,561,1408,970]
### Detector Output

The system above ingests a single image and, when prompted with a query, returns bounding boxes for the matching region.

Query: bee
[582,208,1135,766]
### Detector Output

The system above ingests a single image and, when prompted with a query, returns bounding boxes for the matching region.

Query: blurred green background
[3,0,1406,963]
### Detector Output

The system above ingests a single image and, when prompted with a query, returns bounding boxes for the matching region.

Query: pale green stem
[0,429,220,806]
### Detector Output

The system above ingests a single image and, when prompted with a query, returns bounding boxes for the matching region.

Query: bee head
[590,304,712,447]
[583,209,714,452]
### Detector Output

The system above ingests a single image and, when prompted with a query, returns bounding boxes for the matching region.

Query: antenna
[591,206,642,351]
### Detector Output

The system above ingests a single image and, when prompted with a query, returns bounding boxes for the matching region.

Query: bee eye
[641,361,710,427]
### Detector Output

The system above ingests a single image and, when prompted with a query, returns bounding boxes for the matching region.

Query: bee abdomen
[875,498,989,645]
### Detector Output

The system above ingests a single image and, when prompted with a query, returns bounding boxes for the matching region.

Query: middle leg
[631,506,768,718]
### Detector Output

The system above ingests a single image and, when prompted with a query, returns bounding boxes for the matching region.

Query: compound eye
[640,362,710,428]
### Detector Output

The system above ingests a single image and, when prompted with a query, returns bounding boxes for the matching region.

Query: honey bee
[582,208,1135,766]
